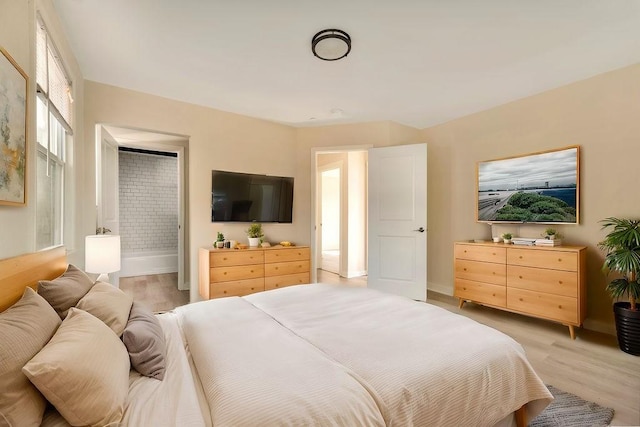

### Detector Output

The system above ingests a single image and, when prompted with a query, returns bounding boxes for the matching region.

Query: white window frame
[35,15,73,250]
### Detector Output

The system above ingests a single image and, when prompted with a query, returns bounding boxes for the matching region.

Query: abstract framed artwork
[0,46,28,206]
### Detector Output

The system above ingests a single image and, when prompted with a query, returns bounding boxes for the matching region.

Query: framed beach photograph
[0,46,28,206]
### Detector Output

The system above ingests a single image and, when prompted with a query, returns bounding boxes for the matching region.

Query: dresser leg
[458,298,465,309]
[567,325,576,340]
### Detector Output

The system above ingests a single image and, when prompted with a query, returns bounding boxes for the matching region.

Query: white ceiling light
[311,29,351,61]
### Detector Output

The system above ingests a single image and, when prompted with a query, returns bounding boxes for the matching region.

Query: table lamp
[85,234,121,282]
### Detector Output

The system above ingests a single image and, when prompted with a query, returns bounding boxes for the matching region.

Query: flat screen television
[211,170,294,223]
[476,146,579,224]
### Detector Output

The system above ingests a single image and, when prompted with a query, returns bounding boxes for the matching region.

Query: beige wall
[82,81,297,301]
[0,0,85,264]
[422,63,640,333]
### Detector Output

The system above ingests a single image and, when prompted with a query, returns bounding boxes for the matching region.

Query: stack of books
[534,239,562,247]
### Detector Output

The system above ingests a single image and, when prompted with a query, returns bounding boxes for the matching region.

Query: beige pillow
[0,287,61,427]
[122,301,167,380]
[22,308,130,427]
[38,264,95,320]
[76,282,133,336]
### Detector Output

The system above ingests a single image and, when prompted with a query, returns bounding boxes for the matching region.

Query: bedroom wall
[0,0,86,264]
[422,63,640,334]
[82,81,297,302]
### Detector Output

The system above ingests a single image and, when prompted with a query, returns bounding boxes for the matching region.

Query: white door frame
[310,145,372,283]
[95,124,190,290]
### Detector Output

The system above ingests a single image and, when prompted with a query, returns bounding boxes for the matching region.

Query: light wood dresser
[199,246,310,299]
[454,241,587,339]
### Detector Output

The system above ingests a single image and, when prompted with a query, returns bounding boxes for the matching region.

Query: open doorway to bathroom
[96,125,190,312]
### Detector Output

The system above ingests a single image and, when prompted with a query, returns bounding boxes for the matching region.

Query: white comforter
[123,284,551,426]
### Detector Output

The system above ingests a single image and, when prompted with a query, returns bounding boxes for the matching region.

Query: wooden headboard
[0,246,67,312]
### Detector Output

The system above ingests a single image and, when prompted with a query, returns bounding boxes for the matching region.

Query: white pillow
[22,308,130,427]
[76,282,133,336]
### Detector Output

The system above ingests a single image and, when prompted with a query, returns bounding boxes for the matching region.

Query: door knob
[413,227,425,232]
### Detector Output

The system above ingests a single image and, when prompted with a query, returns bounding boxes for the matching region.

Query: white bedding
[245,284,553,426]
[120,284,552,426]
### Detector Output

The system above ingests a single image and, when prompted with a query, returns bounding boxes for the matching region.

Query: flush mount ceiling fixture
[311,29,351,61]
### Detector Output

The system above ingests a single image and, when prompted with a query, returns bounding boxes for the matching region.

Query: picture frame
[0,46,28,206]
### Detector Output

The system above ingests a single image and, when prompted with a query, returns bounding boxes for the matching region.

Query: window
[36,16,72,250]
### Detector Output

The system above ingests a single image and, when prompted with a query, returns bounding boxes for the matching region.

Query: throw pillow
[22,308,130,427]
[122,301,167,380]
[76,282,133,336]
[37,264,94,320]
[0,287,61,427]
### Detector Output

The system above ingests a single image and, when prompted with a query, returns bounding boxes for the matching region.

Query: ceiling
[52,1,640,129]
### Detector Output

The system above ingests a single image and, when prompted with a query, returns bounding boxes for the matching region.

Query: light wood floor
[119,273,189,313]
[122,270,640,425]
[319,270,640,426]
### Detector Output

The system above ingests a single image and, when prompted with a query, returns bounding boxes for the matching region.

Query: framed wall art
[0,46,28,206]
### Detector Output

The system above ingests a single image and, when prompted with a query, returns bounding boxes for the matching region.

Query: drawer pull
[492,293,496,297]
[492,252,496,255]
[463,287,467,291]
[223,290,227,294]
[558,305,562,309]
[275,267,279,270]
[559,280,563,284]
[224,272,227,275]
[492,272,495,275]
[223,257,227,261]
[558,258,562,262]
[519,298,523,301]
[251,287,254,290]
[463,268,467,271]
[276,284,280,287]
[464,250,467,253]
[250,270,254,273]
[519,256,523,259]
[519,275,523,279]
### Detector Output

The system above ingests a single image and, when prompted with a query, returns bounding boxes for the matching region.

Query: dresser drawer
[211,264,264,282]
[455,244,506,264]
[507,288,578,324]
[210,250,264,267]
[455,259,506,285]
[507,265,577,297]
[264,260,310,277]
[265,272,310,291]
[209,278,264,298]
[264,247,311,263]
[507,248,577,272]
[455,278,506,308]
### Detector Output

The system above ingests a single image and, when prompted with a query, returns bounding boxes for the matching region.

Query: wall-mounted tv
[211,170,294,223]
[477,146,579,224]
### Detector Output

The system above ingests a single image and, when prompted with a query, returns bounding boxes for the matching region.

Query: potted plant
[246,223,263,247]
[216,232,225,248]
[599,217,640,356]
[502,233,513,244]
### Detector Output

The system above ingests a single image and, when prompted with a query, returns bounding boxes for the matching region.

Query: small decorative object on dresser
[216,232,225,249]
[502,233,513,244]
[599,217,640,356]
[246,223,263,247]
[454,241,586,339]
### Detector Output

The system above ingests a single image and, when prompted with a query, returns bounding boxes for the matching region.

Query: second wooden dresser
[454,241,586,339]
[199,246,310,299]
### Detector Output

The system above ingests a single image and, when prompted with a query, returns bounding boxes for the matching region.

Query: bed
[0,247,552,427]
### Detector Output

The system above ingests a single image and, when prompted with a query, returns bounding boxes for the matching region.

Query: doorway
[313,149,368,283]
[319,165,341,274]
[95,124,189,293]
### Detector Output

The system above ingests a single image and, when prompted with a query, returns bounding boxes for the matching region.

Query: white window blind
[36,17,72,130]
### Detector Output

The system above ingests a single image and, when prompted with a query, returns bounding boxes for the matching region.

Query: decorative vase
[493,237,501,243]
[248,237,260,247]
[503,239,512,244]
[613,302,640,356]
[216,241,224,248]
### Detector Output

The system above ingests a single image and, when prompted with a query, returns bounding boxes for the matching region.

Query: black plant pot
[613,302,640,356]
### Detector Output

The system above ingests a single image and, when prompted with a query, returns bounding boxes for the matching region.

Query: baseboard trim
[428,282,453,296]
[583,318,616,336]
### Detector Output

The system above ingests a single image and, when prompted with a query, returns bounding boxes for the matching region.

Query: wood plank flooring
[119,273,189,313]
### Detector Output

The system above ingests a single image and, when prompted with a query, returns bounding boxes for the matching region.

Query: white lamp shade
[85,235,121,274]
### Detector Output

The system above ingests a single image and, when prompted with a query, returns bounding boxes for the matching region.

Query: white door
[368,143,427,300]
[320,168,341,274]
[96,128,120,285]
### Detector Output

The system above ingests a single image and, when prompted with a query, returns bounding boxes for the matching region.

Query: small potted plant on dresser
[599,217,640,356]
[502,233,513,244]
[216,232,225,248]
[543,228,558,240]
[246,223,263,247]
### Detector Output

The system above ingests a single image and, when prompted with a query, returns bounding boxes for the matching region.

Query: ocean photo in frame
[0,46,28,206]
